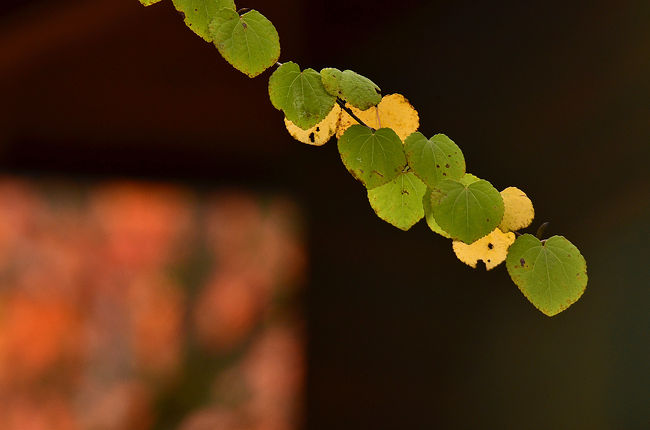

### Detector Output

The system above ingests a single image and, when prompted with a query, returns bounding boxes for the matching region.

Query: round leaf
[209,9,280,78]
[506,234,588,316]
[172,0,235,41]
[452,228,515,270]
[269,62,336,130]
[404,132,465,188]
[368,172,427,231]
[338,125,407,189]
[430,179,504,244]
[499,186,535,232]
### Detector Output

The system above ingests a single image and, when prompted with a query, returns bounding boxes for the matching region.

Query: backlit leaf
[404,132,465,188]
[320,67,343,97]
[452,228,515,270]
[499,186,535,232]
[339,70,381,110]
[506,234,587,316]
[430,179,504,244]
[337,125,406,189]
[209,9,280,78]
[172,0,235,41]
[284,104,341,146]
[337,93,419,140]
[368,172,427,231]
[320,68,382,110]
[269,62,336,129]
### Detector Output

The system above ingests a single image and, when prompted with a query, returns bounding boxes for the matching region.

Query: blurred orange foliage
[0,178,305,430]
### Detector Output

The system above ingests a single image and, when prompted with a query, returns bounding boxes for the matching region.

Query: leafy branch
[136,0,588,317]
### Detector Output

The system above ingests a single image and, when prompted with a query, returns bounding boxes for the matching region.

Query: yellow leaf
[452,228,516,270]
[284,104,341,146]
[337,93,419,141]
[499,187,535,232]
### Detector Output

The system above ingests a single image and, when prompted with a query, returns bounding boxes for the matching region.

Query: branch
[336,98,374,130]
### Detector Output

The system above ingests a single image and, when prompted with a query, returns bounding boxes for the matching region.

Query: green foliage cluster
[138,0,588,316]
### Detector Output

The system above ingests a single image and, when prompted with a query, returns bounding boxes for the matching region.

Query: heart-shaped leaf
[506,234,588,316]
[209,9,280,78]
[430,178,504,244]
[338,125,407,189]
[368,172,427,230]
[269,62,336,130]
[404,132,465,188]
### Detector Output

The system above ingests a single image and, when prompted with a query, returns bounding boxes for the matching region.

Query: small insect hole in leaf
[308,132,315,143]
[445,163,450,168]
[520,258,525,266]
[487,243,494,250]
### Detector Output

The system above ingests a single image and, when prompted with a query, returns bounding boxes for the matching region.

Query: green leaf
[172,0,236,41]
[423,188,451,238]
[506,234,588,316]
[139,0,163,6]
[459,173,480,185]
[209,9,280,78]
[268,62,336,129]
[337,125,407,189]
[430,179,504,243]
[339,70,381,110]
[320,67,343,97]
[320,68,382,110]
[368,172,427,231]
[404,132,465,188]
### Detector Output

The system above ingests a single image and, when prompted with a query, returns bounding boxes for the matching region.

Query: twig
[336,98,373,130]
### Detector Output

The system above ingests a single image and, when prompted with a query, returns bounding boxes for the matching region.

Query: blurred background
[0,0,648,429]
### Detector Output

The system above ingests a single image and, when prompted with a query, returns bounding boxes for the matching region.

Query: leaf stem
[536,221,550,240]
[336,98,374,130]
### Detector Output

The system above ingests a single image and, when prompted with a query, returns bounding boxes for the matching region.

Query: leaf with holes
[506,234,587,316]
[404,132,465,188]
[368,172,427,231]
[269,62,336,129]
[284,104,341,146]
[172,0,235,41]
[430,179,504,244]
[338,125,407,189]
[209,9,280,78]
[452,228,515,270]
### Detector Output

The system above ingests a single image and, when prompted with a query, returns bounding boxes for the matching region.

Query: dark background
[1,0,648,429]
